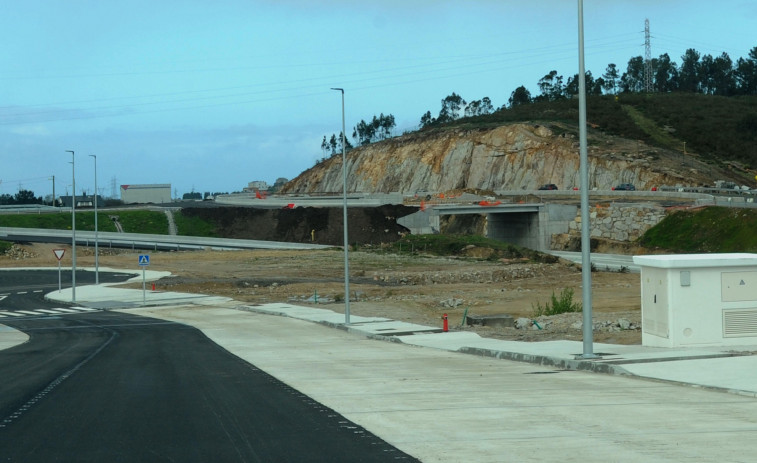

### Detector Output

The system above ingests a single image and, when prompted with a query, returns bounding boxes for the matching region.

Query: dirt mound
[180,205,417,246]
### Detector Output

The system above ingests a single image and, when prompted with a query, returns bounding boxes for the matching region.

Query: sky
[1,0,755,199]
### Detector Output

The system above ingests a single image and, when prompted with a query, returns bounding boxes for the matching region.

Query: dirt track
[2,242,642,345]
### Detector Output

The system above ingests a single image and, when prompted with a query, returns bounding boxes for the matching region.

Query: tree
[565,71,603,97]
[709,52,735,96]
[734,47,757,95]
[536,70,565,101]
[678,48,701,93]
[352,113,396,145]
[602,63,620,94]
[652,53,678,92]
[329,134,338,156]
[437,92,466,123]
[320,136,329,156]
[14,189,41,204]
[419,110,435,128]
[620,56,645,93]
[464,97,495,117]
[508,86,532,107]
[735,47,757,95]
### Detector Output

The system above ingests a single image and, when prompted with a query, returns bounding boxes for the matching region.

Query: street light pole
[331,87,350,324]
[577,0,596,358]
[89,154,99,284]
[66,150,76,303]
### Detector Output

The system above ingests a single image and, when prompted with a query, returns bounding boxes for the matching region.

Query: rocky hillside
[282,122,747,194]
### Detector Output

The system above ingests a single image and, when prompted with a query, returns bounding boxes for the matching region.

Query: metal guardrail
[0,227,332,251]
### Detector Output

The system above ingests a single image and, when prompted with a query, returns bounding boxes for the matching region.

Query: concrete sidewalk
[31,276,757,397]
[3,278,757,461]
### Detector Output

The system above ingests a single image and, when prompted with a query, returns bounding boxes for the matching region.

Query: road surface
[0,271,417,462]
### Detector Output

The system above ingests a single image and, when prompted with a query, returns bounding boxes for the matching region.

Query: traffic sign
[53,249,65,261]
[138,255,150,266]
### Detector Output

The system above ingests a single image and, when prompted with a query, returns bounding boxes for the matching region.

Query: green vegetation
[113,211,168,234]
[0,212,117,232]
[639,206,757,253]
[383,234,558,263]
[426,93,757,179]
[532,288,582,317]
[0,240,12,253]
[0,210,167,234]
[173,211,217,237]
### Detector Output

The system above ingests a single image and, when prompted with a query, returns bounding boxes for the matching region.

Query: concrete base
[466,314,514,328]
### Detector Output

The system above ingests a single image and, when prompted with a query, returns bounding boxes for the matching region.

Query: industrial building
[120,184,172,204]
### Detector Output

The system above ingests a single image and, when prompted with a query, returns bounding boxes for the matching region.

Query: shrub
[532,288,582,317]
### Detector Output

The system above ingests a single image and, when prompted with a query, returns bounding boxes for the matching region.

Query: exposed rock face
[282,123,719,194]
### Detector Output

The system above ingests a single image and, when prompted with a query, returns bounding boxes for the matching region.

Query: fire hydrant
[442,313,448,332]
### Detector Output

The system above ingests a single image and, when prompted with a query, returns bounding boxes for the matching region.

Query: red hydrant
[442,313,448,332]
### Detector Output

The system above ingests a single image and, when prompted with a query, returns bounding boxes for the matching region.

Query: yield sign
[53,249,65,261]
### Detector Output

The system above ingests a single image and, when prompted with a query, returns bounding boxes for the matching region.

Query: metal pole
[577,0,596,358]
[331,87,350,324]
[90,154,99,284]
[66,150,76,303]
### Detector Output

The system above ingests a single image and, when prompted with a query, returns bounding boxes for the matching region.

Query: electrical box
[633,253,757,347]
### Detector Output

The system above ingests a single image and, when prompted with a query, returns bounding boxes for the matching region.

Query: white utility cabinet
[633,253,757,347]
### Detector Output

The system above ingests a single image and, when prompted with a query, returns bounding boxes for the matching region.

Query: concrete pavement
[3,270,757,461]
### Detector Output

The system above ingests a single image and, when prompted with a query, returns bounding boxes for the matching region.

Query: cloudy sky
[1,0,755,199]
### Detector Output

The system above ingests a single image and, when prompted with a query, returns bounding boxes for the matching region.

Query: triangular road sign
[53,249,65,261]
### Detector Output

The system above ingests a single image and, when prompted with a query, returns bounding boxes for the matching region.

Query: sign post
[53,249,66,292]
[138,254,150,305]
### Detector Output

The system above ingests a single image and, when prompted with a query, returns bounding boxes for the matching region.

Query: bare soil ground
[2,242,642,344]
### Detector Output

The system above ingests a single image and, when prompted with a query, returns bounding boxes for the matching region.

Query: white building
[244,180,269,192]
[120,184,172,204]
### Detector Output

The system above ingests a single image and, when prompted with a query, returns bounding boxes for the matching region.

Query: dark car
[537,184,558,190]
[614,183,636,191]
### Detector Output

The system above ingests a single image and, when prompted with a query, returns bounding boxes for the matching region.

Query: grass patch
[532,288,582,317]
[0,240,12,254]
[173,211,218,237]
[0,212,118,232]
[639,206,757,253]
[114,211,169,234]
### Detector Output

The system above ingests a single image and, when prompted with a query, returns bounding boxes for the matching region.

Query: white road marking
[0,311,25,317]
[36,309,64,314]
[16,310,42,316]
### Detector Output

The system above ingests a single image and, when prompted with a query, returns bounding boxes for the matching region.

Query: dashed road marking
[0,311,24,317]
[0,307,103,318]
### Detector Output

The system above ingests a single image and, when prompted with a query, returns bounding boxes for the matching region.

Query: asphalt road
[0,272,417,462]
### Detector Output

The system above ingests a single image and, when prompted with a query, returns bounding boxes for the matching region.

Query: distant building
[244,181,269,192]
[120,184,172,204]
[57,194,105,208]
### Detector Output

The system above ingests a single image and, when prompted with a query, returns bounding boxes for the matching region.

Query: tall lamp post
[66,150,77,303]
[89,154,99,284]
[577,0,596,358]
[331,87,350,324]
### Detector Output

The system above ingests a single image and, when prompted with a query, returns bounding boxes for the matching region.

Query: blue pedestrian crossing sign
[138,255,150,266]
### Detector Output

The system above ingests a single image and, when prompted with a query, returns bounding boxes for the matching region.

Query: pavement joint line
[24,272,757,399]
[233,303,757,393]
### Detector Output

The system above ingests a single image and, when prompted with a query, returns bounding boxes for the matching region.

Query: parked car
[614,183,636,191]
[538,184,558,190]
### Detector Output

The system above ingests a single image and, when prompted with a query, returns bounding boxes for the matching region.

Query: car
[614,183,636,191]
[537,184,558,190]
